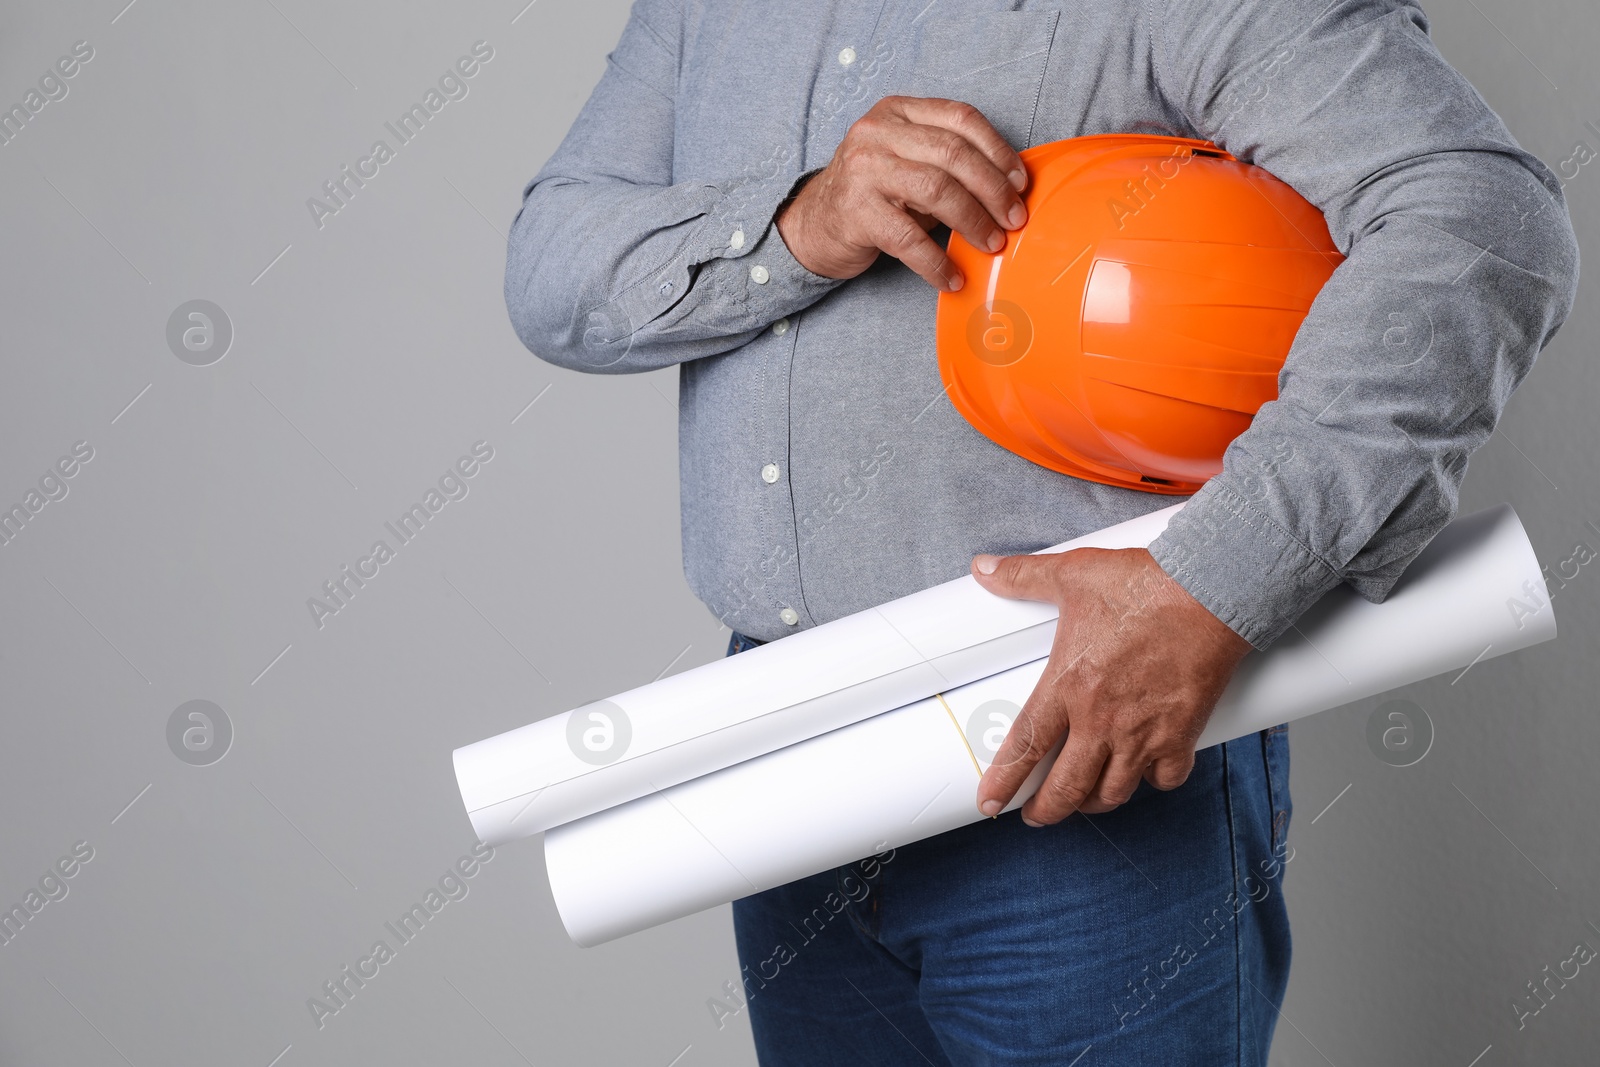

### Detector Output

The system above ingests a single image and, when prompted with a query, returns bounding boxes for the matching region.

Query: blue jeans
[724,630,1293,1066]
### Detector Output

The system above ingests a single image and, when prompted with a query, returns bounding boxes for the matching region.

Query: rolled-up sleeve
[1141,0,1580,648]
[504,0,844,375]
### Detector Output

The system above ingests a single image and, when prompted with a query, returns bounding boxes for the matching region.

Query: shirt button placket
[759,260,800,634]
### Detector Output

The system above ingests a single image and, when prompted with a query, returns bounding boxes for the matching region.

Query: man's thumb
[971,551,1057,601]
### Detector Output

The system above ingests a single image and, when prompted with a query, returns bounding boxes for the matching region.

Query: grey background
[0,0,1594,1064]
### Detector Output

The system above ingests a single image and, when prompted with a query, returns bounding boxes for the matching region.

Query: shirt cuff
[1146,479,1343,650]
[594,169,841,347]
[691,169,845,320]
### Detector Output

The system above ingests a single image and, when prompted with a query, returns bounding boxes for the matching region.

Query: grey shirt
[505,0,1578,648]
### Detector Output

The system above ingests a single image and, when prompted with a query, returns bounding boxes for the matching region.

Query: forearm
[505,167,844,374]
[1153,182,1577,647]
[1145,0,1580,648]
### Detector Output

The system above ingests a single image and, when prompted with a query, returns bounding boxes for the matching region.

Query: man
[506,0,1578,1061]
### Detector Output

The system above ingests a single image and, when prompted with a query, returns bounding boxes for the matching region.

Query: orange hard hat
[936,134,1344,494]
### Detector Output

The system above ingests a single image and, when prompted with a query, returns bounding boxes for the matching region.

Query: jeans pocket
[904,8,1063,151]
[1262,724,1292,855]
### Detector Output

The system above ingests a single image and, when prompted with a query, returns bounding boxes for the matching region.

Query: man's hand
[970,547,1252,825]
[775,96,1029,292]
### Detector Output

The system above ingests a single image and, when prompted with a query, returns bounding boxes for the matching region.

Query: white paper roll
[544,504,1554,946]
[454,505,1182,843]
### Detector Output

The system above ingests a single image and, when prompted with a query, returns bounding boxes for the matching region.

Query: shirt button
[760,463,780,484]
[750,265,770,285]
[779,607,800,626]
[772,318,790,335]
[838,47,857,66]
[730,229,745,250]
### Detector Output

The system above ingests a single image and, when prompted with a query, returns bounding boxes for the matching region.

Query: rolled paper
[454,505,1183,843]
[543,504,1554,946]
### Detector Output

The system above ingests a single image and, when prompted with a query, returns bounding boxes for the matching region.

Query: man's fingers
[1078,752,1148,814]
[890,124,1026,237]
[868,202,965,290]
[1021,731,1110,826]
[796,94,1034,283]
[974,706,1049,815]
[1143,753,1196,792]
[894,97,1026,191]
[881,160,1009,260]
